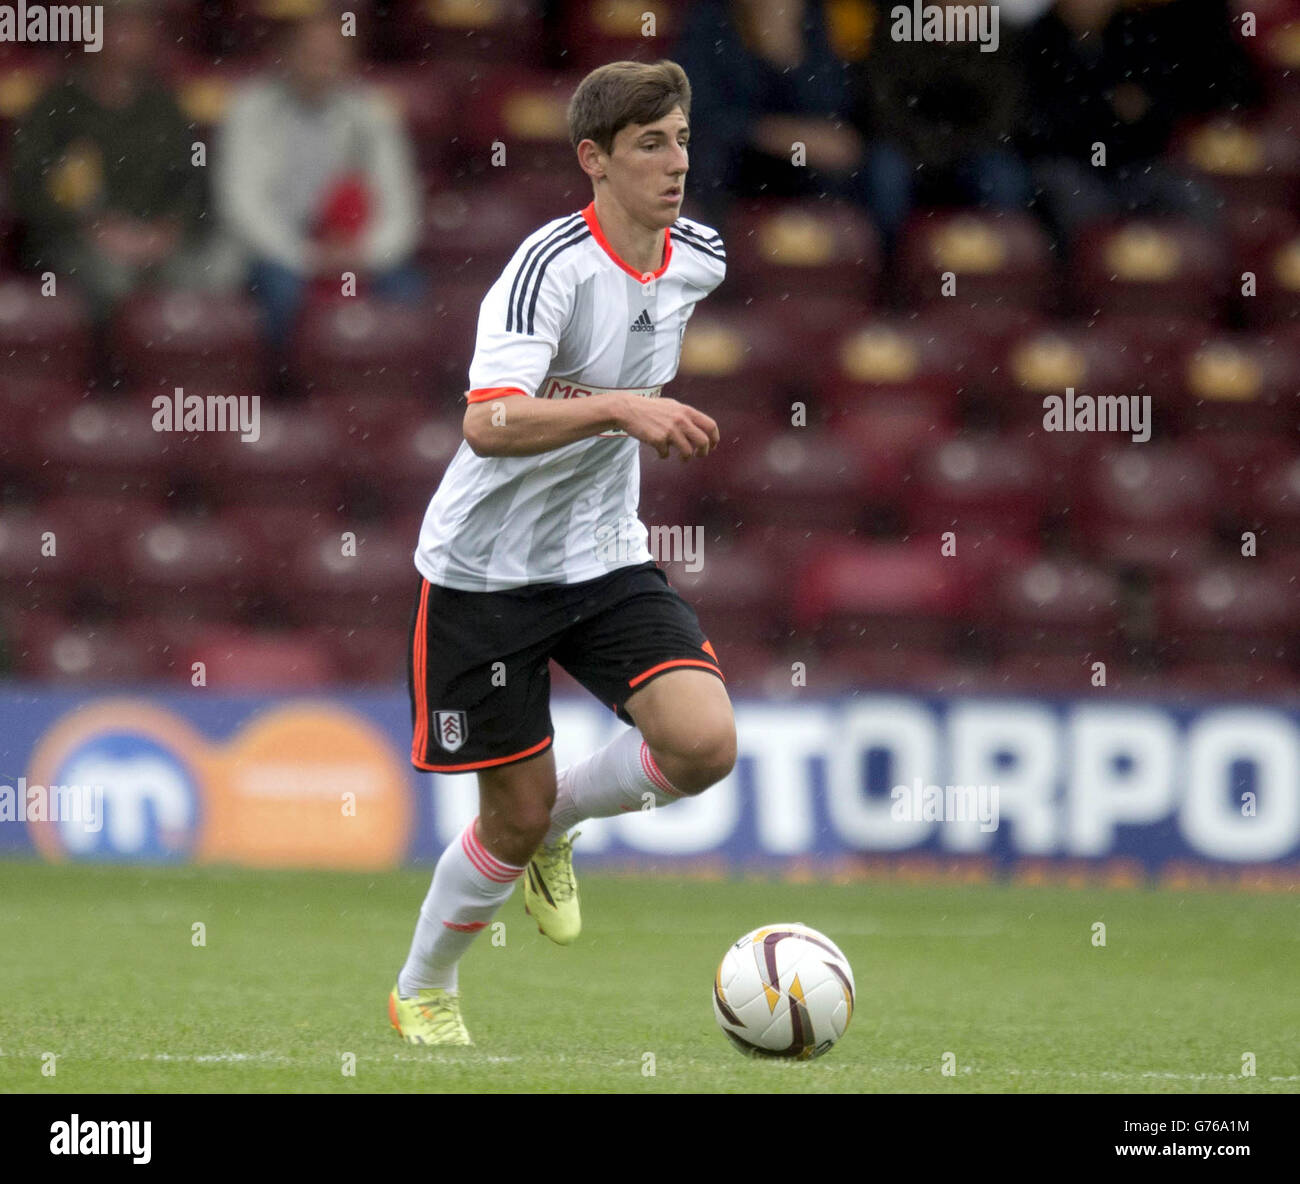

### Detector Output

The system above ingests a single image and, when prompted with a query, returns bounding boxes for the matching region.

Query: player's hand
[619,396,719,461]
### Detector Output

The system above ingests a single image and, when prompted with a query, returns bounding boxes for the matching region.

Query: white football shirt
[414,201,726,591]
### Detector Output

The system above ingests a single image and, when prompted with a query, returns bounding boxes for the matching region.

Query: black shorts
[407,561,724,772]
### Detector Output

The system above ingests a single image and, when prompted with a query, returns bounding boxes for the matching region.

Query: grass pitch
[0,860,1295,1094]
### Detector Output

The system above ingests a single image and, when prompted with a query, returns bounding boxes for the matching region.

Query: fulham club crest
[435,710,468,753]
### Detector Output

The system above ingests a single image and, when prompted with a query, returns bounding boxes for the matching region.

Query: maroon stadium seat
[195,403,345,508]
[560,1,687,70]
[111,290,266,396]
[898,210,1055,311]
[1175,331,1300,433]
[0,503,95,613]
[455,66,586,174]
[0,277,92,383]
[12,612,165,684]
[121,512,264,623]
[1157,564,1295,664]
[819,314,967,421]
[421,182,541,286]
[1072,219,1231,320]
[1076,445,1219,571]
[986,556,1125,659]
[1176,115,1300,214]
[905,434,1051,542]
[671,302,801,424]
[395,4,545,66]
[1165,659,1299,699]
[29,399,178,499]
[661,538,788,649]
[1249,451,1300,545]
[724,199,881,302]
[311,623,409,685]
[1192,431,1294,518]
[1241,226,1300,326]
[291,297,440,399]
[284,523,417,630]
[792,542,972,653]
[707,426,877,531]
[168,625,339,689]
[836,400,956,504]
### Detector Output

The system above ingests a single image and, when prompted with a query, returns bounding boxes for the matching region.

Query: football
[712,922,855,1060]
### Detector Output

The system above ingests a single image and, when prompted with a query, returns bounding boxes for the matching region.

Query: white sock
[397,817,523,995]
[544,728,683,844]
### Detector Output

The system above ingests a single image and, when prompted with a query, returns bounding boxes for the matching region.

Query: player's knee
[662,722,736,796]
[480,804,551,863]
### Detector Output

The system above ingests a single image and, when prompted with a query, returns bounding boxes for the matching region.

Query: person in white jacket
[216,10,424,350]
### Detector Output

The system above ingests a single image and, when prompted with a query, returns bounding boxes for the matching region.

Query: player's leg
[391,576,556,1044]
[622,667,737,794]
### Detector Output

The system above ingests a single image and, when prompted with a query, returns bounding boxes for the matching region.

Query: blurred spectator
[850,0,1034,248]
[1016,0,1253,247]
[9,0,207,325]
[672,0,882,233]
[215,9,423,352]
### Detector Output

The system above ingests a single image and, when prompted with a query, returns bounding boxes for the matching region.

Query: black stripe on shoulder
[523,227,592,336]
[507,214,583,334]
[672,230,726,263]
[673,220,725,249]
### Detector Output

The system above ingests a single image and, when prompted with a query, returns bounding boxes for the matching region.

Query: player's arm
[463,390,719,460]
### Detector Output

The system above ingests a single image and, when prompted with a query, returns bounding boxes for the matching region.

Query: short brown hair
[567,60,691,153]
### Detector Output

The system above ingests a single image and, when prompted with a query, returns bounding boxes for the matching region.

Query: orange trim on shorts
[627,657,725,690]
[412,735,553,773]
[410,578,431,765]
[466,386,529,404]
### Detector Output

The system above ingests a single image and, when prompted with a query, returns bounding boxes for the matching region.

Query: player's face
[606,107,690,228]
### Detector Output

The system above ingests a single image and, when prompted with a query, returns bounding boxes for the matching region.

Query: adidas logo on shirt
[629,309,654,333]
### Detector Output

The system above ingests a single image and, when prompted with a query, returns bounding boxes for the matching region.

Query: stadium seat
[172,625,339,689]
[1175,331,1300,433]
[1248,451,1300,545]
[560,0,687,70]
[0,277,92,383]
[290,297,440,399]
[1076,445,1219,571]
[420,182,541,285]
[835,399,956,504]
[1001,321,1161,421]
[1156,564,1295,664]
[11,612,165,684]
[121,512,264,623]
[283,523,417,630]
[705,426,877,531]
[111,290,266,395]
[1164,658,1299,698]
[724,199,882,301]
[455,66,586,174]
[671,302,802,424]
[990,651,1128,695]
[1242,227,1300,326]
[30,400,177,499]
[395,4,545,65]
[792,542,972,653]
[195,403,345,508]
[1189,431,1294,519]
[898,210,1055,311]
[0,504,91,613]
[1176,115,1300,214]
[905,434,1051,542]
[1072,219,1231,320]
[661,538,789,649]
[310,623,409,685]
[984,556,1125,659]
